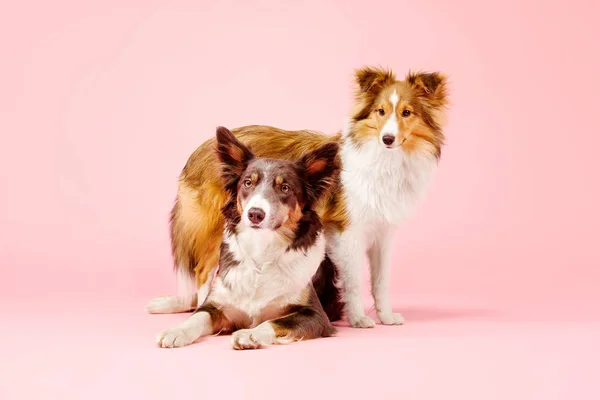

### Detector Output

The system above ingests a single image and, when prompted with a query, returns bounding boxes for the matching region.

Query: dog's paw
[348,315,376,328]
[378,312,405,325]
[231,328,273,350]
[156,327,195,348]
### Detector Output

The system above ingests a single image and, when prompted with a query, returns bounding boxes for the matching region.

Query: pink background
[1,1,599,399]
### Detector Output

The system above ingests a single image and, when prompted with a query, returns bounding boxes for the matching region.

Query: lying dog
[156,127,339,349]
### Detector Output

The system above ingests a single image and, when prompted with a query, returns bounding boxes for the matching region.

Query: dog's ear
[215,126,254,192]
[295,142,340,205]
[406,71,449,107]
[355,66,396,94]
[352,66,396,120]
[406,71,449,130]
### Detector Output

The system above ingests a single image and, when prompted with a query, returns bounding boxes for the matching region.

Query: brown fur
[280,203,304,243]
[349,68,449,159]
[269,284,336,340]
[311,255,344,321]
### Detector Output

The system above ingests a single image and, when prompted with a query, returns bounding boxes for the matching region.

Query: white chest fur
[340,138,437,234]
[209,229,326,324]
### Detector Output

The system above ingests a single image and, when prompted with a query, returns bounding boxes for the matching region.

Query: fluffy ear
[406,71,449,107]
[215,126,254,192]
[352,66,396,120]
[295,142,340,206]
[355,66,396,93]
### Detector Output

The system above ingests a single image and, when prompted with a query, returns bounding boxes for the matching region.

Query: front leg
[231,304,335,350]
[156,303,226,348]
[328,229,375,328]
[368,231,404,325]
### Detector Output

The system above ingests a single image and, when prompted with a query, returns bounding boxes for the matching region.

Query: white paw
[231,328,273,350]
[378,312,405,325]
[348,315,376,328]
[156,327,195,348]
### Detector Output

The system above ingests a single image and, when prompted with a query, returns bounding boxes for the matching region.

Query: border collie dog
[156,127,338,349]
[148,66,449,328]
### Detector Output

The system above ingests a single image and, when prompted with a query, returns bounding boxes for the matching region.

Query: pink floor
[2,1,600,399]
[2,295,598,400]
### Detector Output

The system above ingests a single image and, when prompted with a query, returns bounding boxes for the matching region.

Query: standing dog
[147,66,449,328]
[156,127,338,349]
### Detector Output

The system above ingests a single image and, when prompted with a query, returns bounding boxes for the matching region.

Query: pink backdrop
[1,1,599,399]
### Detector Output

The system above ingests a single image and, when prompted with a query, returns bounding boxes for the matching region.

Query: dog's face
[237,159,304,230]
[215,127,339,232]
[349,67,449,158]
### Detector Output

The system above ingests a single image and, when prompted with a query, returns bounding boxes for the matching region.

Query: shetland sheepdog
[156,127,338,348]
[147,66,449,329]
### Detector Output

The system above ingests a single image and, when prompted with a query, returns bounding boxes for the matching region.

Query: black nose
[248,207,266,224]
[382,135,395,146]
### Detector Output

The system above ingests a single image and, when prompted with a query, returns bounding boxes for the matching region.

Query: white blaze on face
[243,188,271,227]
[240,164,273,228]
[390,90,399,109]
[381,90,400,142]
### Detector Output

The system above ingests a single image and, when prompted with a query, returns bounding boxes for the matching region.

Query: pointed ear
[406,71,449,106]
[295,142,340,206]
[352,66,396,120]
[215,126,254,192]
[355,66,396,93]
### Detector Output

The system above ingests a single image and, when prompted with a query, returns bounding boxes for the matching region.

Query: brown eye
[243,179,252,187]
[402,109,411,117]
[378,108,385,116]
[281,184,290,193]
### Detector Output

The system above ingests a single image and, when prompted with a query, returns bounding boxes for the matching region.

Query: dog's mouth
[248,219,286,231]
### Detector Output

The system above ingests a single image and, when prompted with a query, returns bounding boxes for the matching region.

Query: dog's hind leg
[147,180,225,314]
[146,264,218,314]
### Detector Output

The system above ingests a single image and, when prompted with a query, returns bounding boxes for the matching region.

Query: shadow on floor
[397,306,502,322]
[331,306,503,328]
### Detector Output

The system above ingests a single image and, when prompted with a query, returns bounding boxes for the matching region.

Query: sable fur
[349,67,448,158]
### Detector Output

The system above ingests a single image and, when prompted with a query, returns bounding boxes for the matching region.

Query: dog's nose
[382,135,395,146]
[247,207,266,224]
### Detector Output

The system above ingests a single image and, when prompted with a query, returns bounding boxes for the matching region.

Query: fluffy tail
[312,255,344,322]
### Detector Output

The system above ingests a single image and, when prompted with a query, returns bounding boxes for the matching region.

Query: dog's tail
[312,255,344,322]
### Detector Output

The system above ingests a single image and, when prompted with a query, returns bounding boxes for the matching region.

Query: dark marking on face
[237,158,305,230]
[215,127,340,248]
